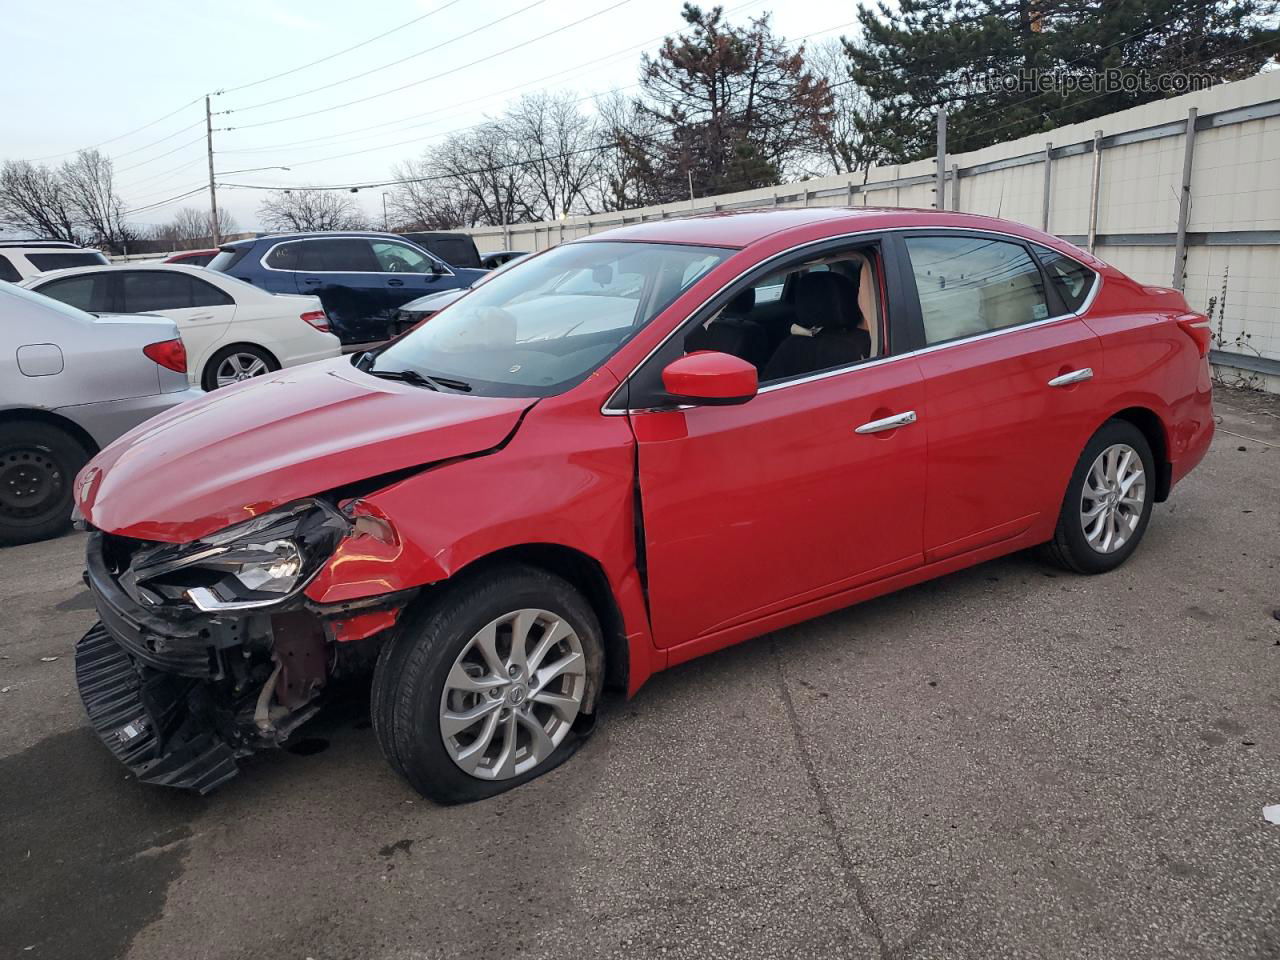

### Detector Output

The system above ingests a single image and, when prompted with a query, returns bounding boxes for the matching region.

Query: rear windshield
[370,241,731,398]
[26,251,109,271]
[208,246,252,273]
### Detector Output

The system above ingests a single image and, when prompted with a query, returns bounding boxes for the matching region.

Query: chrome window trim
[259,236,454,277]
[601,224,1102,415]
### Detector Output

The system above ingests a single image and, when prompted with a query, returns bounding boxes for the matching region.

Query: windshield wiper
[369,368,472,393]
[368,368,439,391]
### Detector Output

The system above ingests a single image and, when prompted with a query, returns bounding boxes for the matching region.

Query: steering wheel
[386,257,407,273]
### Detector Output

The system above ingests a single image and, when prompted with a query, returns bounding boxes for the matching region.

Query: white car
[22,263,341,390]
[0,241,109,282]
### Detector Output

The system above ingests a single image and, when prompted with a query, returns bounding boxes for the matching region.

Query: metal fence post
[1041,142,1053,231]
[1172,108,1198,290]
[936,108,947,210]
[1087,130,1103,254]
[950,164,960,211]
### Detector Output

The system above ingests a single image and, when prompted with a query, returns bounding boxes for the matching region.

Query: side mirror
[660,351,758,407]
[430,260,447,275]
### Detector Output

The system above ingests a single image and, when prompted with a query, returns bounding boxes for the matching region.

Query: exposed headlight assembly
[122,500,350,612]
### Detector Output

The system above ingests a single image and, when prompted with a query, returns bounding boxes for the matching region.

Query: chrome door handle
[855,410,918,434]
[1048,367,1093,387]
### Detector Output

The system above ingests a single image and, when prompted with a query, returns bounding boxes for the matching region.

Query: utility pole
[205,95,220,246]
[687,170,695,209]
[382,192,389,231]
[935,107,947,210]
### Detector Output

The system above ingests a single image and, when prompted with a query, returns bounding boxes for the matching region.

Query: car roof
[0,240,85,250]
[23,262,236,283]
[222,231,422,249]
[586,207,1071,251]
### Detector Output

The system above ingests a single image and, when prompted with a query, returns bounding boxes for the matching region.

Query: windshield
[369,240,730,397]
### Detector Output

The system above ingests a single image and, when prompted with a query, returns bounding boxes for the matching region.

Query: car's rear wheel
[203,345,279,391]
[0,422,91,547]
[371,564,602,803]
[1042,420,1155,574]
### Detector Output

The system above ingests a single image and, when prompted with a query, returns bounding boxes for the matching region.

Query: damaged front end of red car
[74,497,413,794]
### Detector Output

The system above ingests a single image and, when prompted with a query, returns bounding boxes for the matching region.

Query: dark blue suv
[207,232,486,344]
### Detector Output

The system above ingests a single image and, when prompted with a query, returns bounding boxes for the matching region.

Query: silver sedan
[0,282,203,546]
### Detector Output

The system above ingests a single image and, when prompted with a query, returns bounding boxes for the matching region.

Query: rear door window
[0,255,20,282]
[903,235,1050,346]
[302,238,380,272]
[121,271,197,312]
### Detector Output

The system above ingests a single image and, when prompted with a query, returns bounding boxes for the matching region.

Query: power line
[232,14,861,172]
[225,0,637,131]
[27,97,204,162]
[114,135,208,175]
[226,0,552,113]
[215,0,769,158]
[218,0,468,95]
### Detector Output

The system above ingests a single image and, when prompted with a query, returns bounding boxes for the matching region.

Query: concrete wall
[462,71,1280,390]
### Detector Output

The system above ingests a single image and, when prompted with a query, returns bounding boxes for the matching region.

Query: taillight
[301,310,330,332]
[1176,314,1211,358]
[143,338,187,373]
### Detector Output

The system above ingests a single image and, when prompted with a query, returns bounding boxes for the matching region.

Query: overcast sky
[4,0,864,233]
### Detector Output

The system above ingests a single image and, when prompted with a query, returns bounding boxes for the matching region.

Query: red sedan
[72,208,1214,801]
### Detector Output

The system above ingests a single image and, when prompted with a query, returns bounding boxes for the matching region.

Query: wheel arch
[0,407,100,456]
[1107,406,1171,502]
[438,543,630,694]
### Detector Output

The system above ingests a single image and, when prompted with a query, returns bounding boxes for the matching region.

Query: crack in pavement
[771,638,890,958]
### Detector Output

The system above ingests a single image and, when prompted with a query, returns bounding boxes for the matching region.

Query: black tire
[372,564,603,803]
[1042,419,1156,575]
[201,344,279,391]
[0,422,91,547]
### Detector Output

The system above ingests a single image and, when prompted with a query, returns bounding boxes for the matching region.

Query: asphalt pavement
[2,386,1278,960]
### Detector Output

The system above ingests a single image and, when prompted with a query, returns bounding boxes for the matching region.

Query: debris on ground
[39,656,58,662]
[1264,805,1280,825]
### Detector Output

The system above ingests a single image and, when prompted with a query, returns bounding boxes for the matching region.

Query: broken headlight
[121,500,350,612]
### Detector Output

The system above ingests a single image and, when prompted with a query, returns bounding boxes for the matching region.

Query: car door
[899,231,1103,562]
[118,270,235,374]
[625,237,927,650]
[369,239,454,314]
[291,238,390,344]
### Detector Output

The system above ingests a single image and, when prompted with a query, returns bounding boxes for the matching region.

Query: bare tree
[591,91,667,211]
[0,160,81,242]
[804,39,884,180]
[386,158,481,229]
[506,92,603,219]
[151,207,239,249]
[257,188,367,232]
[60,150,135,250]
[432,121,533,226]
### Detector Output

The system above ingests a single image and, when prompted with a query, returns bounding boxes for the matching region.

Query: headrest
[727,287,755,315]
[793,271,861,330]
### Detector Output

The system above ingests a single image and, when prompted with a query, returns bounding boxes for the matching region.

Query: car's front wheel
[372,564,603,803]
[1043,419,1156,574]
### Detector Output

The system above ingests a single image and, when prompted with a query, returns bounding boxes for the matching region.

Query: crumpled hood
[78,357,535,542]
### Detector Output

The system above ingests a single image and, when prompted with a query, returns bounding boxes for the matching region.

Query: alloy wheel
[215,352,270,388]
[1080,442,1146,554]
[439,608,586,780]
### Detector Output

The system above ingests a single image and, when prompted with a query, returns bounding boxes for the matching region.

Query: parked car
[0,281,201,546]
[164,249,218,267]
[0,241,108,282]
[479,250,528,270]
[207,232,485,344]
[399,231,483,269]
[70,208,1214,801]
[395,254,530,330]
[22,263,341,391]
